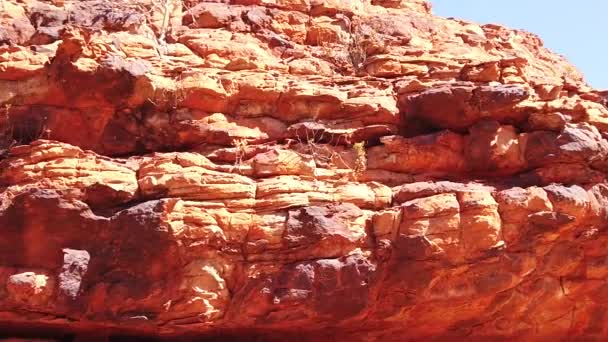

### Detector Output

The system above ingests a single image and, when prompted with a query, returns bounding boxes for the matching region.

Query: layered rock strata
[2,0,608,340]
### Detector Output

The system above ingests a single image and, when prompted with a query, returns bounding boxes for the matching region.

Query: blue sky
[431,0,607,89]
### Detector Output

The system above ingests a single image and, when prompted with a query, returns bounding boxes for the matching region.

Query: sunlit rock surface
[1,0,608,340]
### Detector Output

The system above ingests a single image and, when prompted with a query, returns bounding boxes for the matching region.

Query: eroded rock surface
[1,0,608,340]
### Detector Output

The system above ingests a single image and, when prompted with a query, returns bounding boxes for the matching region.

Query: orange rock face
[1,0,608,340]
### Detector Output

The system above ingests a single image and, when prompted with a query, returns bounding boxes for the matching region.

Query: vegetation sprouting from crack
[352,141,367,176]
[316,17,389,75]
[232,138,249,172]
[0,105,14,159]
[0,105,49,159]
[292,128,368,179]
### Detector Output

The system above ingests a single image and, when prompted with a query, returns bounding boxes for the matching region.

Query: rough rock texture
[1,0,608,340]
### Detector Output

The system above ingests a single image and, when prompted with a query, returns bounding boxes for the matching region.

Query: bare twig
[232,138,249,172]
[295,128,354,172]
[0,104,15,158]
[155,0,172,44]
[352,141,367,175]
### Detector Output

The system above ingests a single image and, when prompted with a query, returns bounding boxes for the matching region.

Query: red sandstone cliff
[1,0,608,340]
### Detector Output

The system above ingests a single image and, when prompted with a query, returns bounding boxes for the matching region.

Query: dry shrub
[316,17,389,75]
[232,138,249,172]
[0,105,48,159]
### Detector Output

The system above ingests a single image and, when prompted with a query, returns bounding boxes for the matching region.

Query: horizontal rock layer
[1,0,608,340]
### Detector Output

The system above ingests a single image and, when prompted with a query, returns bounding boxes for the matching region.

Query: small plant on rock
[315,18,389,75]
[0,104,15,159]
[352,141,367,176]
[295,129,348,170]
[232,138,249,172]
[563,64,581,81]
[348,23,368,72]
[0,104,49,154]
